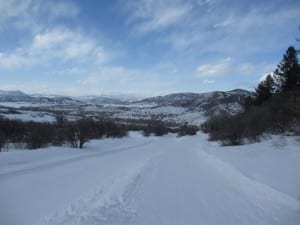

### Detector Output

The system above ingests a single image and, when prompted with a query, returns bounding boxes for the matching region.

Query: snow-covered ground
[0,103,205,125]
[0,102,55,108]
[0,133,299,225]
[2,110,56,123]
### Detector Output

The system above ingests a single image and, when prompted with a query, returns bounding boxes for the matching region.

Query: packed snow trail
[0,134,299,225]
[84,137,299,225]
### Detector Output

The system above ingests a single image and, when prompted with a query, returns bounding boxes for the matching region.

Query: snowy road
[0,133,299,225]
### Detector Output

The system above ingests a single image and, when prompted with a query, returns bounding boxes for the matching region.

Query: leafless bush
[25,122,55,149]
[177,123,198,137]
[141,120,170,136]
[0,132,6,152]
[0,117,129,150]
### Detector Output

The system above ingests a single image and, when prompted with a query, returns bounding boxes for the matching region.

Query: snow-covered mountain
[192,89,252,115]
[77,96,126,105]
[138,93,201,106]
[0,90,33,102]
[0,89,253,122]
[0,90,80,104]
[0,89,252,106]
[138,89,253,114]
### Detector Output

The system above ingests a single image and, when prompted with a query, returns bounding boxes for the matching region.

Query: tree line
[0,114,198,151]
[202,45,300,145]
[0,116,128,151]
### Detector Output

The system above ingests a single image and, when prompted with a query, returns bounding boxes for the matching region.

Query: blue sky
[0,0,299,96]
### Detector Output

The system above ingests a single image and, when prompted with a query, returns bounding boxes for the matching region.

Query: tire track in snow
[40,137,300,225]
[39,150,161,225]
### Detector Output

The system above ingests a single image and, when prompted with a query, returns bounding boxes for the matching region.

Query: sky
[0,0,299,97]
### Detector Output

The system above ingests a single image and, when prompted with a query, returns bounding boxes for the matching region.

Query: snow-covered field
[0,133,299,225]
[2,110,56,123]
[0,102,56,108]
[0,103,205,125]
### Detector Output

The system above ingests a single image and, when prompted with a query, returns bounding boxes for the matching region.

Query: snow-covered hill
[138,92,202,106]
[0,89,252,125]
[138,89,252,115]
[0,90,33,102]
[0,90,80,105]
[0,133,299,225]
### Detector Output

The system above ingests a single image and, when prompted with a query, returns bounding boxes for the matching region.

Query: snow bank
[202,134,300,199]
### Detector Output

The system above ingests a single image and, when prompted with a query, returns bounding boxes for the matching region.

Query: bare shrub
[25,122,55,149]
[177,123,198,137]
[0,132,6,152]
[202,91,300,146]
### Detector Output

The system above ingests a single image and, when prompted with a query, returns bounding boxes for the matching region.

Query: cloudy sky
[0,0,299,96]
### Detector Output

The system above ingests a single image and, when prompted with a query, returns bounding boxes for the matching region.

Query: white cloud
[123,0,192,34]
[80,66,129,85]
[196,57,231,77]
[203,79,215,84]
[41,1,79,19]
[0,0,79,32]
[237,63,255,75]
[160,31,205,49]
[214,15,234,28]
[0,0,31,20]
[0,50,29,68]
[78,64,179,95]
[196,0,215,6]
[235,7,300,34]
[123,0,300,57]
[0,28,111,68]
[31,28,105,62]
[204,5,300,55]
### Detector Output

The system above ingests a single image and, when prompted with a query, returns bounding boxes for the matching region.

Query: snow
[0,102,52,108]
[218,102,244,114]
[203,135,300,199]
[117,105,186,117]
[112,105,206,126]
[0,133,299,225]
[176,111,206,125]
[142,106,186,115]
[0,102,206,126]
[2,111,55,123]
[0,90,28,97]
[101,103,157,108]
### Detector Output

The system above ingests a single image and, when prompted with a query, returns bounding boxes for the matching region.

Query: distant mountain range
[0,90,79,104]
[0,89,253,114]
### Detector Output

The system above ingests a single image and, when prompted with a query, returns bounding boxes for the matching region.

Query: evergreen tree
[254,74,275,105]
[274,46,300,92]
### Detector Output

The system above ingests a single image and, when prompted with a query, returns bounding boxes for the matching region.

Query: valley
[0,89,251,127]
